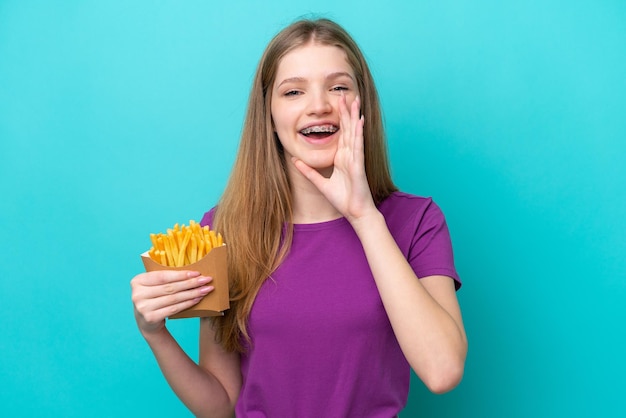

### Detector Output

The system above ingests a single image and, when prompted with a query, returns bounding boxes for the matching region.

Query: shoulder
[199,206,218,227]
[379,191,446,227]
[382,192,461,287]
[378,191,452,250]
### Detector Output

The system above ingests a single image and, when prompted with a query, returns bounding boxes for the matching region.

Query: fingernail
[187,271,201,278]
[197,276,212,284]
[199,285,214,294]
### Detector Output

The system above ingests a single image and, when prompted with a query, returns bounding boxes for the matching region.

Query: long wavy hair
[212,18,397,352]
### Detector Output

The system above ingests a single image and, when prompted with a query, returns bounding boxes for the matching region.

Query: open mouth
[299,124,339,140]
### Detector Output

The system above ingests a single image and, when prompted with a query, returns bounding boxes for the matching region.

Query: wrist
[349,209,385,237]
[141,324,171,345]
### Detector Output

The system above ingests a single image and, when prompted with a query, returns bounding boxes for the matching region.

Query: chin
[304,151,336,169]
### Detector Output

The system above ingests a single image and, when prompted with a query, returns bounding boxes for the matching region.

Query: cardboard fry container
[140,245,229,319]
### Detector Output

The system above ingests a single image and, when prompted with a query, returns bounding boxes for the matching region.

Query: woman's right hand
[130,270,214,336]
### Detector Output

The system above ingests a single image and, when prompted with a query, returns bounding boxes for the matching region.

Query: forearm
[351,211,467,392]
[143,328,235,418]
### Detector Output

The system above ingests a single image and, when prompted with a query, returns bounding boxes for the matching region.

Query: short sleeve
[199,207,217,228]
[408,201,461,289]
[380,193,461,289]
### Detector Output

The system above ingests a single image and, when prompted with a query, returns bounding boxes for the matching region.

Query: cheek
[270,97,281,132]
[271,106,296,133]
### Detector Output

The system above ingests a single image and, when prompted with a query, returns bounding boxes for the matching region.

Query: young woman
[131,18,467,417]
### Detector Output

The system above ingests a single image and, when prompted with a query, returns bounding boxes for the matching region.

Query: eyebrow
[276,71,355,88]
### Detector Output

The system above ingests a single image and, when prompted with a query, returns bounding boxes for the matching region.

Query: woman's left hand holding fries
[130,270,214,335]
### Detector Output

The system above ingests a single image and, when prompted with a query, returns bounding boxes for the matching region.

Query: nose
[306,89,332,116]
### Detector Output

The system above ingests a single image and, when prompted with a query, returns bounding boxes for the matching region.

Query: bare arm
[350,212,467,393]
[131,271,241,417]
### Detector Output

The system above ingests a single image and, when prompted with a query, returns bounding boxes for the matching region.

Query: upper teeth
[300,125,338,135]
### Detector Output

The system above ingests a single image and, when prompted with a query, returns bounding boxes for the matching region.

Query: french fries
[147,220,224,267]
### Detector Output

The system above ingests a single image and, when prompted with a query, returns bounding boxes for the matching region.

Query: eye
[284,90,302,97]
[332,86,349,92]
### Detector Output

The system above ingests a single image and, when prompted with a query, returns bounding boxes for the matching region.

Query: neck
[288,166,341,224]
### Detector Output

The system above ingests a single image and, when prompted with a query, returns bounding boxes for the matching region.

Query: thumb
[291,157,326,190]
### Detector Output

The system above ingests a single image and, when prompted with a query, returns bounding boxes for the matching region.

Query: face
[271,42,359,177]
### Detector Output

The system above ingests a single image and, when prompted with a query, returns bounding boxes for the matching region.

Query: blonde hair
[212,18,397,352]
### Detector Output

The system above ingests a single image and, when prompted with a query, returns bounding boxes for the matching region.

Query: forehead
[274,43,354,81]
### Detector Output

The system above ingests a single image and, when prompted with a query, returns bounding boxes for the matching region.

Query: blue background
[1,1,624,416]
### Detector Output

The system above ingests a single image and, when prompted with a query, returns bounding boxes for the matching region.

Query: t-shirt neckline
[290,216,349,231]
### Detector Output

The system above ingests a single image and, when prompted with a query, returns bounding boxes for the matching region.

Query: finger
[138,295,206,324]
[351,96,362,151]
[354,114,365,156]
[135,283,214,316]
[132,270,201,287]
[149,284,214,312]
[136,275,213,302]
[350,95,360,124]
[339,91,352,149]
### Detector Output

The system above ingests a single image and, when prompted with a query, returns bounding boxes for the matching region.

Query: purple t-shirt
[201,192,460,417]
